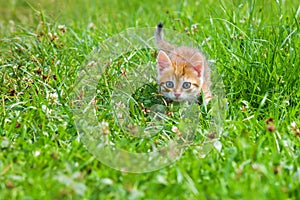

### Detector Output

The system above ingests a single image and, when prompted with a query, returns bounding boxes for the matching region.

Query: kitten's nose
[174,93,181,98]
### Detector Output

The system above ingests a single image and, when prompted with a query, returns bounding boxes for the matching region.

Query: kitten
[154,23,212,105]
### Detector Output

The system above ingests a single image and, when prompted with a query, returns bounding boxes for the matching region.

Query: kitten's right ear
[157,50,172,72]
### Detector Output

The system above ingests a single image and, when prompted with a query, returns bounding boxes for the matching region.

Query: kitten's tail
[155,23,175,53]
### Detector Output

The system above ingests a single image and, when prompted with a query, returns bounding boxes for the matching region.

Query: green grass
[1,0,300,199]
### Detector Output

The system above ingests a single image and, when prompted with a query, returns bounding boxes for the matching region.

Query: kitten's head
[157,50,204,102]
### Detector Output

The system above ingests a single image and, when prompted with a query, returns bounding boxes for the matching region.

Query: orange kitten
[155,23,212,105]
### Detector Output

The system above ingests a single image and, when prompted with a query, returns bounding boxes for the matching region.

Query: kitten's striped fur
[155,23,212,105]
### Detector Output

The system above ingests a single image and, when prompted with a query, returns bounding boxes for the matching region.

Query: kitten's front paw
[203,95,212,106]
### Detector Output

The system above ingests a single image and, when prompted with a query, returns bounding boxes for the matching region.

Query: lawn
[1,0,300,199]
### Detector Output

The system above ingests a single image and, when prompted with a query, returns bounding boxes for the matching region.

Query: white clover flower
[33,150,41,157]
[291,121,297,130]
[46,92,59,105]
[171,126,179,133]
[101,121,110,135]
[58,24,66,32]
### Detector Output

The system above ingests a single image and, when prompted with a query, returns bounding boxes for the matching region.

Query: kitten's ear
[157,50,172,73]
[190,53,204,77]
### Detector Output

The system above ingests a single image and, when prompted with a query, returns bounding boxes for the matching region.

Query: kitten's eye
[165,81,174,88]
[182,82,191,89]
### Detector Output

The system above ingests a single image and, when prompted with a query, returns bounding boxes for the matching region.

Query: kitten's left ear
[157,50,172,73]
[190,53,204,77]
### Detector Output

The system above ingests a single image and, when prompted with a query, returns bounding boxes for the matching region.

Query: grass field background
[1,0,300,199]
